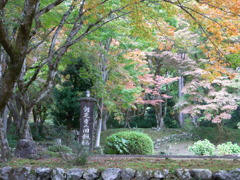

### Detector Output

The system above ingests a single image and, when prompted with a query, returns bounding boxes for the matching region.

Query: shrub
[73,150,89,165]
[104,131,154,155]
[47,145,72,154]
[216,142,240,155]
[59,144,90,166]
[188,139,215,155]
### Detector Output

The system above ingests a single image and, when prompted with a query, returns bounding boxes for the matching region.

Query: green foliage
[59,143,90,166]
[51,57,94,129]
[47,145,72,154]
[47,125,78,147]
[73,151,89,166]
[30,123,45,141]
[216,142,240,155]
[224,106,240,129]
[129,107,156,128]
[188,139,215,155]
[226,53,240,69]
[165,99,180,128]
[104,131,154,155]
[51,87,80,129]
[7,126,18,148]
[107,115,124,129]
[191,127,240,144]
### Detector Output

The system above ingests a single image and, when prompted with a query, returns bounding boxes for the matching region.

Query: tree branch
[35,0,65,18]
[198,0,240,17]
[27,27,56,54]
[22,59,49,94]
[0,1,14,59]
[15,0,40,51]
[48,3,75,59]
[0,21,14,59]
[0,0,8,10]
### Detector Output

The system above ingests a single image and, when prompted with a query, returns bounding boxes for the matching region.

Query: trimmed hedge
[104,131,154,155]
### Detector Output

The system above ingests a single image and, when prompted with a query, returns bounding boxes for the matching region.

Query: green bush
[188,139,215,155]
[73,151,89,166]
[104,131,154,155]
[217,142,240,155]
[47,145,72,154]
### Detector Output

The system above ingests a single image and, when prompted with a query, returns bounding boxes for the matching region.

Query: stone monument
[79,90,96,150]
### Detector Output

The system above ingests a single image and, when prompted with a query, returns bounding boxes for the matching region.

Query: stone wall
[0,166,240,180]
[154,132,193,149]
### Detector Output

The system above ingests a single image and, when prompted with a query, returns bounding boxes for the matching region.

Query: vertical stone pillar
[79,90,96,150]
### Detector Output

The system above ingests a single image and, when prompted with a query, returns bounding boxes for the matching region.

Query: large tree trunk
[8,96,33,140]
[8,97,36,157]
[15,108,36,158]
[0,1,39,161]
[0,0,40,114]
[19,111,33,140]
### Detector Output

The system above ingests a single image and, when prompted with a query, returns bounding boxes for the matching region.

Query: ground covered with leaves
[1,156,240,171]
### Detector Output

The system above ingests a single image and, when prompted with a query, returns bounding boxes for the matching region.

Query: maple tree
[139,74,179,129]
[176,65,240,131]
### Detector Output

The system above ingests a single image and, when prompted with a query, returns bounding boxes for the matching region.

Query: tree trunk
[94,38,111,147]
[9,98,33,139]
[7,113,12,135]
[178,71,185,127]
[32,108,39,135]
[192,116,199,127]
[95,99,103,147]
[0,114,11,162]
[15,108,37,158]
[3,106,8,135]
[19,110,33,140]
[155,102,165,129]
[178,112,185,127]
[124,119,132,129]
[102,110,108,131]
[124,109,132,129]
[8,99,22,137]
